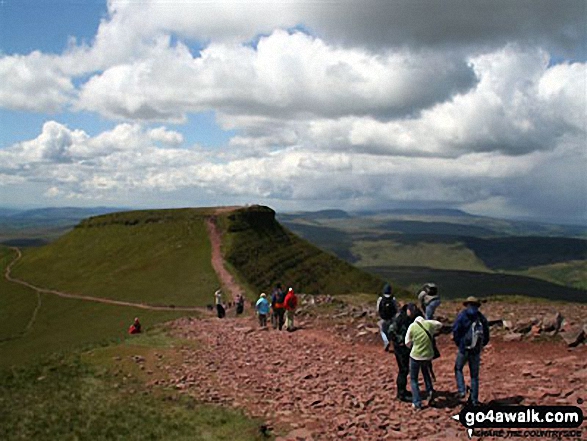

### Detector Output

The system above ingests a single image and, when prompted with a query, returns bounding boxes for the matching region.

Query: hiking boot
[384,342,390,352]
[457,392,466,400]
[396,394,411,403]
[427,390,436,406]
[412,403,422,411]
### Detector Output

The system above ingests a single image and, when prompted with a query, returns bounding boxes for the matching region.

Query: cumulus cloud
[0,0,584,221]
[0,52,74,112]
[75,31,475,122]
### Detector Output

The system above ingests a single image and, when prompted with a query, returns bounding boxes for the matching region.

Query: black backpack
[379,296,396,320]
[273,289,286,304]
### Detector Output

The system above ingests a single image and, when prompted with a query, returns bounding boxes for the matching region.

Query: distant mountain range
[0,207,129,229]
[278,208,586,238]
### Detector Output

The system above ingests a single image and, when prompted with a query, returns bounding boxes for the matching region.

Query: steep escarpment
[218,206,386,295]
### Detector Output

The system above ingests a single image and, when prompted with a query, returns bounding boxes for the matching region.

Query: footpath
[157,311,586,441]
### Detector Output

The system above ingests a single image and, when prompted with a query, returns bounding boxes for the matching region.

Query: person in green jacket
[405,315,443,410]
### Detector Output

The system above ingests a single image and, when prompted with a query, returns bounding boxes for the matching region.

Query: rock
[284,428,314,440]
[559,328,586,347]
[234,326,254,334]
[542,312,564,333]
[503,333,523,342]
[513,320,533,334]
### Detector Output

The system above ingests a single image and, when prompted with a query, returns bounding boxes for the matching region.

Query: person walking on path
[284,287,298,332]
[417,283,441,320]
[405,314,443,410]
[270,283,286,330]
[236,293,245,315]
[255,293,270,329]
[388,303,421,402]
[377,283,397,352]
[452,296,490,406]
[214,289,226,318]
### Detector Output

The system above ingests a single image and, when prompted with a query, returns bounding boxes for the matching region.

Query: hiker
[284,287,298,332]
[405,313,443,410]
[255,293,270,329]
[215,289,226,318]
[452,296,490,406]
[128,317,141,334]
[236,294,245,315]
[377,283,397,351]
[417,282,441,320]
[271,283,286,330]
[388,303,422,402]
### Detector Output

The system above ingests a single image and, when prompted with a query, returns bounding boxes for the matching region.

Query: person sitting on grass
[128,317,141,334]
[256,293,270,329]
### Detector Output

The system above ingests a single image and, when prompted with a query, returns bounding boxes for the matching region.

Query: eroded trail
[163,315,586,440]
[205,215,243,300]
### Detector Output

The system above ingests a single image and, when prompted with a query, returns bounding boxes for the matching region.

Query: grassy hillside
[10,209,220,307]
[1,246,188,367]
[351,239,491,272]
[513,260,587,291]
[0,334,266,441]
[219,206,386,295]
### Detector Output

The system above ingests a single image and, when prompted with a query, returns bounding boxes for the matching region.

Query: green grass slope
[10,209,220,307]
[0,340,266,441]
[219,206,386,295]
[1,247,187,367]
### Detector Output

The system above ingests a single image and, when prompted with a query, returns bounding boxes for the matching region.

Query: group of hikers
[214,283,299,332]
[213,280,489,410]
[378,282,490,410]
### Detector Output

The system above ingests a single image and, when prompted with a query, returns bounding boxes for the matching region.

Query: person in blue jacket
[256,293,271,329]
[452,296,490,406]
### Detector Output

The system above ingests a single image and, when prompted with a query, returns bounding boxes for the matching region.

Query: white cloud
[0,52,74,112]
[0,0,584,222]
[75,31,474,122]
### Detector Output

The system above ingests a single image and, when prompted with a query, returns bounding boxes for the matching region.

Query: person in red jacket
[284,287,298,332]
[128,317,141,334]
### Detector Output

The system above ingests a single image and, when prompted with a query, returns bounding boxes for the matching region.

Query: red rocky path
[160,313,587,440]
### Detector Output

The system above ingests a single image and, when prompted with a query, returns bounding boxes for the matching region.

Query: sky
[0,0,585,223]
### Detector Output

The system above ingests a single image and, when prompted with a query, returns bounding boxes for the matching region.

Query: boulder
[503,333,524,342]
[559,328,586,347]
[542,312,564,333]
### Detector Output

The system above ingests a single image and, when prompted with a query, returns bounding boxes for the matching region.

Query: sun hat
[463,296,481,306]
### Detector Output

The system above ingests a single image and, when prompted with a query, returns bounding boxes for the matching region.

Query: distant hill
[0,206,127,225]
[367,266,586,303]
[281,208,587,297]
[278,209,351,222]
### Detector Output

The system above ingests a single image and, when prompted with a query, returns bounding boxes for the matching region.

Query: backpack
[464,318,484,350]
[378,296,397,320]
[274,289,286,305]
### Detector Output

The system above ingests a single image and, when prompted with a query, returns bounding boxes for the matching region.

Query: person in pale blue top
[255,293,270,329]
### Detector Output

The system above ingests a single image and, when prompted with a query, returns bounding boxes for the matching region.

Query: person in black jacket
[452,296,490,406]
[388,303,421,401]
